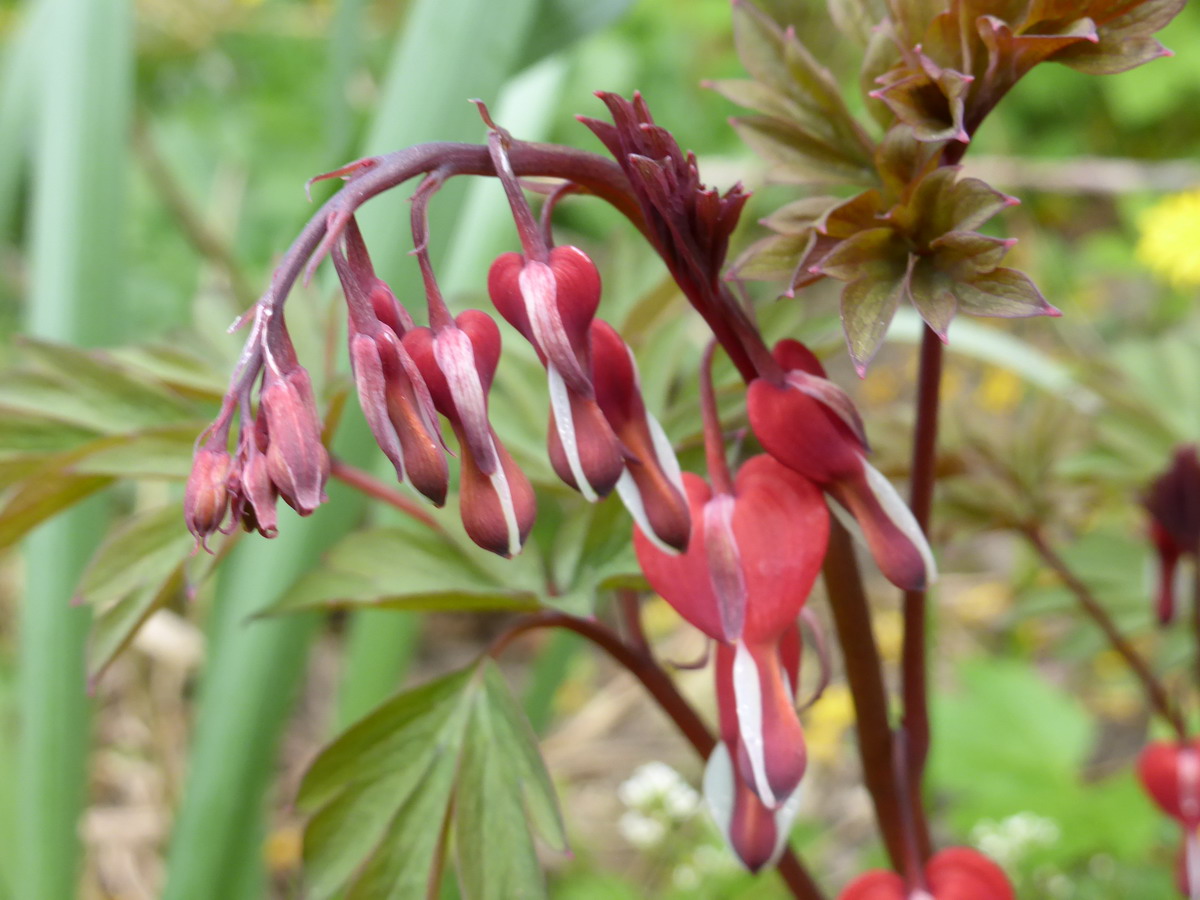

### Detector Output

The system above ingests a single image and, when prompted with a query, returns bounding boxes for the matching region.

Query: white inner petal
[732,641,776,808]
[486,444,522,558]
[861,460,939,585]
[433,329,496,473]
[702,742,734,844]
[547,363,598,502]
[616,469,679,556]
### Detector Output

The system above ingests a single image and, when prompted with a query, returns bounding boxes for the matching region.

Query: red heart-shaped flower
[1138,739,1200,828]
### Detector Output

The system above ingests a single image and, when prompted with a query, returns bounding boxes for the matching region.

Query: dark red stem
[489,612,827,900]
[699,341,735,495]
[821,520,907,871]
[1022,524,1187,739]
[900,326,942,861]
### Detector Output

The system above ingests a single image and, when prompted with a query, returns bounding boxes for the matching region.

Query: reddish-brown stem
[822,520,907,871]
[329,457,442,531]
[1022,524,1187,739]
[488,611,827,900]
[1193,563,1200,704]
[900,326,942,861]
[409,171,456,332]
[616,587,650,656]
[699,341,735,495]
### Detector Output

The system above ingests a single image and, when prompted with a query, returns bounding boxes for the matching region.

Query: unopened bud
[260,365,330,515]
[185,445,231,550]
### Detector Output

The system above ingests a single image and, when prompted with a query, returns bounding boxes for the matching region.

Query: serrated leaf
[826,0,884,45]
[3,337,200,431]
[951,267,1057,318]
[265,520,541,615]
[812,226,903,281]
[0,468,112,553]
[76,505,194,612]
[75,505,197,682]
[840,261,908,373]
[0,409,100,458]
[929,231,1013,277]
[1053,0,1184,74]
[729,232,811,283]
[905,261,958,339]
[759,196,839,234]
[731,115,871,186]
[706,78,807,122]
[455,664,567,899]
[300,662,564,900]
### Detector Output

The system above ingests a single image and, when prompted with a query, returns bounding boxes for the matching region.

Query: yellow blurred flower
[1137,190,1200,287]
[976,367,1022,414]
[805,684,855,766]
[873,608,903,664]
[952,581,1012,626]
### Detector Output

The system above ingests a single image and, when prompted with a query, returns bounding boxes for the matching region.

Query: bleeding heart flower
[591,319,691,552]
[332,223,448,506]
[258,360,330,516]
[839,847,1014,899]
[1138,739,1200,829]
[748,339,936,591]
[404,310,535,557]
[489,246,624,501]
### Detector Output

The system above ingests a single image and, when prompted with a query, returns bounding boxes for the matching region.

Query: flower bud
[838,848,1014,899]
[403,310,535,557]
[260,364,330,515]
[184,445,231,550]
[230,439,279,538]
[591,319,691,552]
[714,637,807,810]
[489,246,624,500]
[748,339,935,591]
[1138,739,1200,829]
[703,741,802,874]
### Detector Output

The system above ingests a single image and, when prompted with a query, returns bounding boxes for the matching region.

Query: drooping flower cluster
[185,310,330,548]
[1138,739,1200,898]
[185,100,691,559]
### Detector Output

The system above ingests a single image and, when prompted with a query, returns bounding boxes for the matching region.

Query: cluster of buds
[838,846,1014,899]
[185,100,692,560]
[185,310,330,548]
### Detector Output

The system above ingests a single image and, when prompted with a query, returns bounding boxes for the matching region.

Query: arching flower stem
[700,341,736,496]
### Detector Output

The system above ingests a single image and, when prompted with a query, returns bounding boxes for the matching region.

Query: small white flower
[618,810,666,848]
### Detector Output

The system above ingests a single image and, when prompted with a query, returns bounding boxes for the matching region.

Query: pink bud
[591,319,691,552]
[1151,520,1182,625]
[259,364,330,515]
[184,445,231,550]
[404,311,536,557]
[748,339,935,591]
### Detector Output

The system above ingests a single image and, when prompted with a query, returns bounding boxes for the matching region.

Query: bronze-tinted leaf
[951,267,1060,318]
[905,261,958,340]
[812,226,904,281]
[840,263,909,374]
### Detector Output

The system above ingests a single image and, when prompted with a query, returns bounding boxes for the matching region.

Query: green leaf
[75,505,197,682]
[837,258,908,373]
[2,337,200,431]
[1053,0,1184,74]
[455,665,567,900]
[76,505,194,612]
[265,520,541,615]
[300,662,564,900]
[905,261,957,339]
[951,267,1056,318]
[731,115,871,185]
[0,467,112,553]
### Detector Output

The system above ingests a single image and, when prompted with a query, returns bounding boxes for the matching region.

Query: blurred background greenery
[1,0,1200,897]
